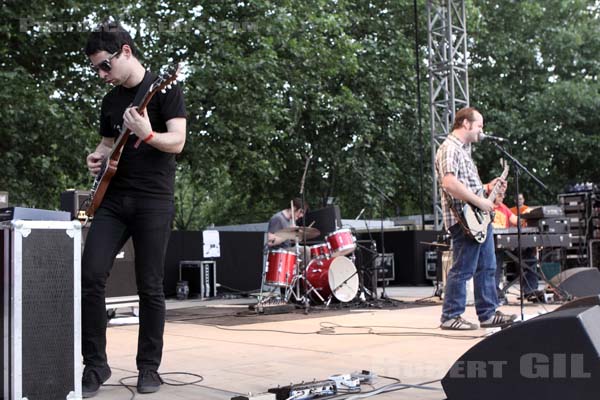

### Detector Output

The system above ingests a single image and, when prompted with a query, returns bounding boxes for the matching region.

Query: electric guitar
[85,64,180,217]
[456,159,510,243]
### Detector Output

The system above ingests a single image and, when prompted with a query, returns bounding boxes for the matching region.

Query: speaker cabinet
[550,267,600,298]
[2,220,82,400]
[555,295,600,312]
[442,306,600,400]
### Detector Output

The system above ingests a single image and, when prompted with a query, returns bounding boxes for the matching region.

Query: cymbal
[274,226,320,241]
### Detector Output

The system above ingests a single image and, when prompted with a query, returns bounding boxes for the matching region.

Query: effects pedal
[328,374,360,392]
[268,380,337,400]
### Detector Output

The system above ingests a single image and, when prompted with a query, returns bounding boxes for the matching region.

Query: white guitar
[458,159,510,243]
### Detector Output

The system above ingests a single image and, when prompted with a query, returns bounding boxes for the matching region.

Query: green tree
[468,0,600,204]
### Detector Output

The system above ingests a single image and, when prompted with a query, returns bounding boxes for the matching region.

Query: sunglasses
[91,50,121,73]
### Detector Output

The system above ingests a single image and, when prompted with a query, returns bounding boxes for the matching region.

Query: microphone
[355,208,366,220]
[479,132,507,142]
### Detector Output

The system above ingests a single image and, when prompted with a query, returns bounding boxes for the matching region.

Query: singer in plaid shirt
[436,135,483,230]
[435,107,516,331]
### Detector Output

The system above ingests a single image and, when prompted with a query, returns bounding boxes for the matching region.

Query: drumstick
[290,200,296,227]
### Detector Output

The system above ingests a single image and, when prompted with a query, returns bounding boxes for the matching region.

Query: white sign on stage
[203,230,220,258]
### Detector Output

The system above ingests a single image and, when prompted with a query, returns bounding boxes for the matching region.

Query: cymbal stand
[291,154,325,309]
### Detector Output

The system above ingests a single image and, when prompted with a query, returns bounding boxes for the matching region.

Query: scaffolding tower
[427,0,469,229]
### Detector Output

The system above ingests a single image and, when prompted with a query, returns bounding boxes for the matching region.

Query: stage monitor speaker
[555,295,600,312]
[442,306,600,400]
[550,267,600,298]
[2,220,82,400]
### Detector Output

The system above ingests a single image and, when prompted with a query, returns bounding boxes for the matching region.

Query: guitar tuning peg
[161,89,167,94]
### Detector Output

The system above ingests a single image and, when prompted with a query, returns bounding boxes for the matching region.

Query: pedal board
[268,380,337,400]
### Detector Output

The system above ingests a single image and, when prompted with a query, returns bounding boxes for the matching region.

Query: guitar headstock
[148,63,180,96]
[499,158,510,178]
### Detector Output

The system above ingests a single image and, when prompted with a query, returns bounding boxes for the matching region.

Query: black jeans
[82,195,174,372]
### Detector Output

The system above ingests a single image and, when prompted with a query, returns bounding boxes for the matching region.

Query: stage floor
[96,286,558,399]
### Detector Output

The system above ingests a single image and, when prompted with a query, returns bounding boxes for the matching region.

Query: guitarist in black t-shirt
[81,20,186,397]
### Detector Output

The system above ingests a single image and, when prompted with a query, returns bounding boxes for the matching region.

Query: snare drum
[309,243,331,260]
[265,249,297,287]
[325,228,356,257]
[305,256,359,303]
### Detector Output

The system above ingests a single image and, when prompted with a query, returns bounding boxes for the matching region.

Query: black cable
[319,321,442,331]
[413,295,440,304]
[161,371,204,386]
[107,372,207,400]
[215,284,262,295]
[191,322,490,340]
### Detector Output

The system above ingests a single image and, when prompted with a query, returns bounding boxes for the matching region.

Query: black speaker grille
[21,228,75,399]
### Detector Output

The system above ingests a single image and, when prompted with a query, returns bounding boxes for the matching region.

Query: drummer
[267,198,309,249]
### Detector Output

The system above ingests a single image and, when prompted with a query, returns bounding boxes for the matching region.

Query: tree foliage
[0,1,598,228]
[468,0,600,204]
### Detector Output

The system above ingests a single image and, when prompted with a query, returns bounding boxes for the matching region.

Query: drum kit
[261,225,362,308]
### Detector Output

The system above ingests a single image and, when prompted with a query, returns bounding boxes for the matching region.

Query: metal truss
[427,0,469,230]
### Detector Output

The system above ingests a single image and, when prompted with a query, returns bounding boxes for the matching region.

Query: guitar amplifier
[2,220,82,400]
[374,253,395,282]
[60,189,91,220]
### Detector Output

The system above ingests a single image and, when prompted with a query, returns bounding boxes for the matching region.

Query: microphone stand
[489,140,553,320]
[297,154,316,312]
[351,165,400,303]
[360,210,380,303]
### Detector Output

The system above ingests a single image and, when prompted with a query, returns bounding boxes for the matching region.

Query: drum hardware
[305,256,359,304]
[269,218,326,307]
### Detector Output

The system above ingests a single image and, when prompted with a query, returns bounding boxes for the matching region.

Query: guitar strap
[132,70,155,108]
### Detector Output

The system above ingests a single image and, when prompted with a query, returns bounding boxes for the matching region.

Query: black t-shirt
[99,70,186,199]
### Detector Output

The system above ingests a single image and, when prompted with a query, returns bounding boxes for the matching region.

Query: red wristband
[143,131,155,143]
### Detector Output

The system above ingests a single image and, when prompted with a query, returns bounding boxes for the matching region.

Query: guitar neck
[486,168,510,202]
[107,100,151,162]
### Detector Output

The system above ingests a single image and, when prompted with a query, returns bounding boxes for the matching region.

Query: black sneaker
[82,366,111,398]
[137,370,163,394]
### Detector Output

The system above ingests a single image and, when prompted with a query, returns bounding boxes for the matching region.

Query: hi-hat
[274,226,320,241]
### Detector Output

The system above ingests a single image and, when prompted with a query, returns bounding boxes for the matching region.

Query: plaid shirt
[435,135,484,230]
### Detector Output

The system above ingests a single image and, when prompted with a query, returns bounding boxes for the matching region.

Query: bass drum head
[328,256,359,302]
